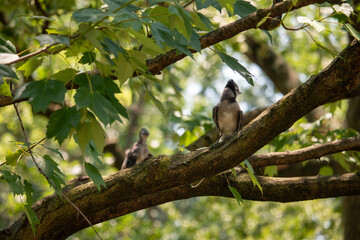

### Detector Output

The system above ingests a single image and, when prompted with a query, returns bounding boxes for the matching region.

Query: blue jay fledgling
[213,80,244,142]
[121,128,152,169]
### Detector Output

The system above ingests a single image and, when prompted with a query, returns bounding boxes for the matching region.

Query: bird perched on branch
[121,128,152,169]
[213,79,244,142]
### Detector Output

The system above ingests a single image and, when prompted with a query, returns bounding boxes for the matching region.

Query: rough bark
[1,39,360,240]
[248,136,360,168]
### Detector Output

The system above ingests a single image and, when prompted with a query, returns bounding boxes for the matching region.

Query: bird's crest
[225,79,240,96]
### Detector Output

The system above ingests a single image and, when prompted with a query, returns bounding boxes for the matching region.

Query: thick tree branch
[3,38,360,240]
[3,171,360,240]
[248,136,360,168]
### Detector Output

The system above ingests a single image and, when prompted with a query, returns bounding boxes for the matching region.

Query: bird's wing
[212,105,220,131]
[122,147,139,168]
[237,108,244,132]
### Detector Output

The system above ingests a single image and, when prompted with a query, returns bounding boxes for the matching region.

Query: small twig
[281,22,307,31]
[13,103,103,240]
[183,0,195,8]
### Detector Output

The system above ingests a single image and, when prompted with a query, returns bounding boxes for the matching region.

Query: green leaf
[0,36,16,54]
[319,166,333,176]
[256,13,271,28]
[143,82,167,120]
[0,53,19,64]
[0,64,18,79]
[333,3,354,17]
[74,88,121,125]
[0,170,24,195]
[193,12,214,31]
[24,180,35,206]
[72,8,106,23]
[30,15,55,21]
[264,165,278,177]
[169,3,194,39]
[39,155,66,190]
[40,144,65,160]
[24,204,40,235]
[217,52,254,85]
[241,160,263,194]
[262,30,273,45]
[297,16,325,32]
[46,107,81,144]
[101,37,125,58]
[128,29,165,54]
[344,23,360,41]
[104,0,139,13]
[13,79,67,113]
[52,68,78,83]
[233,0,257,18]
[0,80,12,97]
[34,34,70,46]
[75,117,105,153]
[228,186,244,206]
[218,0,237,16]
[79,52,96,64]
[291,0,299,6]
[6,149,24,166]
[17,58,43,78]
[231,168,237,178]
[84,162,106,191]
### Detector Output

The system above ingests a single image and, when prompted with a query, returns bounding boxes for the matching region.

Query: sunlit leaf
[297,16,326,32]
[6,149,24,166]
[128,29,165,54]
[291,0,299,6]
[319,166,333,176]
[0,80,12,96]
[17,58,43,78]
[84,162,106,191]
[0,53,19,64]
[75,117,105,153]
[218,0,237,16]
[333,3,353,17]
[264,165,278,177]
[52,68,78,83]
[256,13,271,28]
[344,23,360,41]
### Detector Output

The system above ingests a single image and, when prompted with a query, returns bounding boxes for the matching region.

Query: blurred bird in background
[213,79,244,142]
[121,128,152,169]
